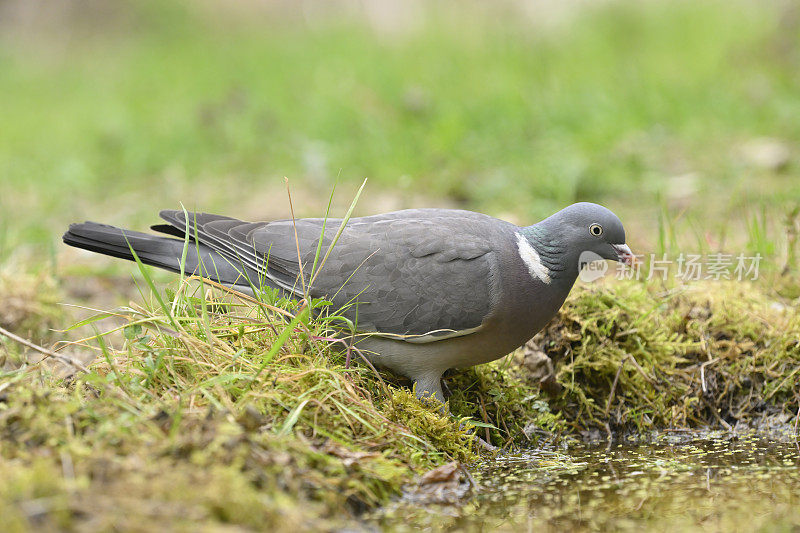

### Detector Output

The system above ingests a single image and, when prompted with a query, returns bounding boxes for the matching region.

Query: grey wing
[311,216,500,340]
[159,209,502,340]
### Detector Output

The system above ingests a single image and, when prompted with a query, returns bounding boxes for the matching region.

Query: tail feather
[63,222,256,288]
[150,223,189,239]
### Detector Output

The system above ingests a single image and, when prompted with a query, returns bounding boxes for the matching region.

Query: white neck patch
[516,232,552,284]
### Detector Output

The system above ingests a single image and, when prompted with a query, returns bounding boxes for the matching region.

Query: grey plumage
[63,202,632,402]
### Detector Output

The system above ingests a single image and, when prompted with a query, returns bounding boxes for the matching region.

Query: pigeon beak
[612,244,636,266]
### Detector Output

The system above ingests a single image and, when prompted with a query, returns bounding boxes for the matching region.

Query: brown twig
[605,354,630,416]
[478,395,491,443]
[793,392,800,449]
[627,354,655,384]
[189,276,294,319]
[0,325,88,372]
[701,396,733,431]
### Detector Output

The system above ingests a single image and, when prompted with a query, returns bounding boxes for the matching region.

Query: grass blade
[309,178,367,288]
[278,399,310,436]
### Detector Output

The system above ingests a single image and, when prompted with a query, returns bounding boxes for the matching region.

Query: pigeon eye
[589,224,603,237]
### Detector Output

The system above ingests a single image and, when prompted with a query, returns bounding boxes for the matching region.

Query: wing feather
[160,208,510,339]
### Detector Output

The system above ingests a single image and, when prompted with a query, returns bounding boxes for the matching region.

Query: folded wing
[157,209,505,340]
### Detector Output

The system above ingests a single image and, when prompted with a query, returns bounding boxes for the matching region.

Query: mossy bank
[1,265,798,530]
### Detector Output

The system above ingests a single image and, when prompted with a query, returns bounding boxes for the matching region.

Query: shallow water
[373,431,800,532]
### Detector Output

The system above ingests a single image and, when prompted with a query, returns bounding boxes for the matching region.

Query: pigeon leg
[414,373,446,405]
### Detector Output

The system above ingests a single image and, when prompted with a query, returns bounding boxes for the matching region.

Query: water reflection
[373,432,800,531]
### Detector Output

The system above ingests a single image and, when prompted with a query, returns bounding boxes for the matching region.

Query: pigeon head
[532,202,634,277]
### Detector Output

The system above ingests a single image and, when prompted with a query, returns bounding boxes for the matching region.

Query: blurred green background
[1,0,798,261]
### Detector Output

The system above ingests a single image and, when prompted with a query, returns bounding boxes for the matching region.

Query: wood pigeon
[64,202,633,402]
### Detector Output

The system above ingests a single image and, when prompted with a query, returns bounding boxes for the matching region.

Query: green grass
[1,0,799,251]
[2,255,799,529]
[2,0,800,529]
[0,265,559,529]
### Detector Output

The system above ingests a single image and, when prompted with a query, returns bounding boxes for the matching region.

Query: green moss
[542,279,800,434]
[384,387,477,462]
[0,275,489,529]
[3,262,800,528]
[447,362,565,446]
